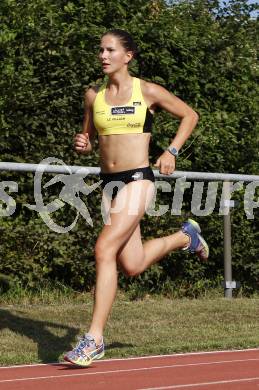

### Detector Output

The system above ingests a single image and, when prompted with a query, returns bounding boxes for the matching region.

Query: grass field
[0,291,259,366]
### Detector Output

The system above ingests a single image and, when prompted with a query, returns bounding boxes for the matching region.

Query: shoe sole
[187,218,201,233]
[187,219,209,260]
[197,233,209,260]
[64,350,105,367]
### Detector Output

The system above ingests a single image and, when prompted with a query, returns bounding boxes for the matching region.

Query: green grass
[0,291,259,366]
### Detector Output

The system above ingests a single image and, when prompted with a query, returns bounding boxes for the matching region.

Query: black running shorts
[100,166,155,199]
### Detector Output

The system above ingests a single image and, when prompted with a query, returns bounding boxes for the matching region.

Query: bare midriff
[99,133,151,173]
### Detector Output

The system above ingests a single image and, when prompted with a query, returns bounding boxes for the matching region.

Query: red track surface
[1,349,259,390]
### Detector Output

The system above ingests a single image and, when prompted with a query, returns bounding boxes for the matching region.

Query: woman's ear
[126,51,134,64]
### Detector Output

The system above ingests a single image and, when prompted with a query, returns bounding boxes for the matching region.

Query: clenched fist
[74,133,92,154]
[154,151,176,175]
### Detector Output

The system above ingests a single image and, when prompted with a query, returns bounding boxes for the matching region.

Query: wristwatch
[167,146,179,157]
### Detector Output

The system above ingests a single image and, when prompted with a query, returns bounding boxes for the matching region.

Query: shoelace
[74,335,95,355]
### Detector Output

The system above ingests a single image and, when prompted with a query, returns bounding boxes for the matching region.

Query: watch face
[168,147,178,156]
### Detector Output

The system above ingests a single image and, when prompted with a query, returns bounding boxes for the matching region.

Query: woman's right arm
[74,88,97,154]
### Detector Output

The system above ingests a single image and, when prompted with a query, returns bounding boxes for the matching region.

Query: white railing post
[222,181,233,298]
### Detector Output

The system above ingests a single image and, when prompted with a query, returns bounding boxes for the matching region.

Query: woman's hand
[154,151,176,175]
[74,133,92,154]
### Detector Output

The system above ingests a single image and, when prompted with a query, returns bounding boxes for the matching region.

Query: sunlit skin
[73,34,199,347]
[75,35,198,175]
[99,34,133,77]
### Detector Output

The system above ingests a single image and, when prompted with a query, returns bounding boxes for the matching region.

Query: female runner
[64,29,209,367]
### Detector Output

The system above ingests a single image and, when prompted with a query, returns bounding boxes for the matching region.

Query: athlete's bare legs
[88,180,189,344]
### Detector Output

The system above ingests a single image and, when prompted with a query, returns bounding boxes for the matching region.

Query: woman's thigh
[116,223,145,275]
[96,180,154,257]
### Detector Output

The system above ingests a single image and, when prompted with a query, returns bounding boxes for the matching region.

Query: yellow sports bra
[93,77,153,136]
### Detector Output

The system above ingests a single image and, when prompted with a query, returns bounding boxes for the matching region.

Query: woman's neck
[107,69,132,89]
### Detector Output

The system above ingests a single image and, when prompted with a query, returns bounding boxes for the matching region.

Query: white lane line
[137,376,259,389]
[1,358,259,384]
[0,347,259,369]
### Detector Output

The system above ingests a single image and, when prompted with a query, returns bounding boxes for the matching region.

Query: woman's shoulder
[84,79,107,105]
[84,85,100,106]
[139,78,166,97]
[139,78,168,105]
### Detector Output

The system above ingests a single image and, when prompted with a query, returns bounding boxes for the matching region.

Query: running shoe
[64,333,105,367]
[181,218,209,261]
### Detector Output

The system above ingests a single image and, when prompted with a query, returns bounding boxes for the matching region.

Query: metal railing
[0,162,258,182]
[0,161,258,298]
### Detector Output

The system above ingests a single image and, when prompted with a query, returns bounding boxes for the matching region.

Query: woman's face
[99,34,133,74]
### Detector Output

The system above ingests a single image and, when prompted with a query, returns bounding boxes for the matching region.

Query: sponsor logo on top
[111,106,135,115]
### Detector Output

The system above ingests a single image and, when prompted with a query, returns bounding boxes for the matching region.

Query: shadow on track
[0,308,79,363]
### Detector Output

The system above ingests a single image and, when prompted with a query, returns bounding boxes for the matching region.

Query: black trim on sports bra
[143,109,154,133]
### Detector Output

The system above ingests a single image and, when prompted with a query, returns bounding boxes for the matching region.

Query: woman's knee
[117,256,143,277]
[94,239,117,264]
[123,266,141,277]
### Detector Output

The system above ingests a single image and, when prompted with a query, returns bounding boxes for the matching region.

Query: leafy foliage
[0,0,258,295]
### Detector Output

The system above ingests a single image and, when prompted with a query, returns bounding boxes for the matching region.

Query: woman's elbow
[192,110,199,125]
[187,110,199,131]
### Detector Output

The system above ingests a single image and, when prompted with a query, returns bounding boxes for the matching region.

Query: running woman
[64,29,209,367]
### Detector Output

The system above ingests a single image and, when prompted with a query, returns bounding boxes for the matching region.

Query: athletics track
[1,349,259,389]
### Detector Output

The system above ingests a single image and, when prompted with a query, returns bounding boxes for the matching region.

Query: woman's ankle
[87,330,103,346]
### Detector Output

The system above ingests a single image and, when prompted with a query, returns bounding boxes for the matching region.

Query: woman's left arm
[145,82,199,175]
